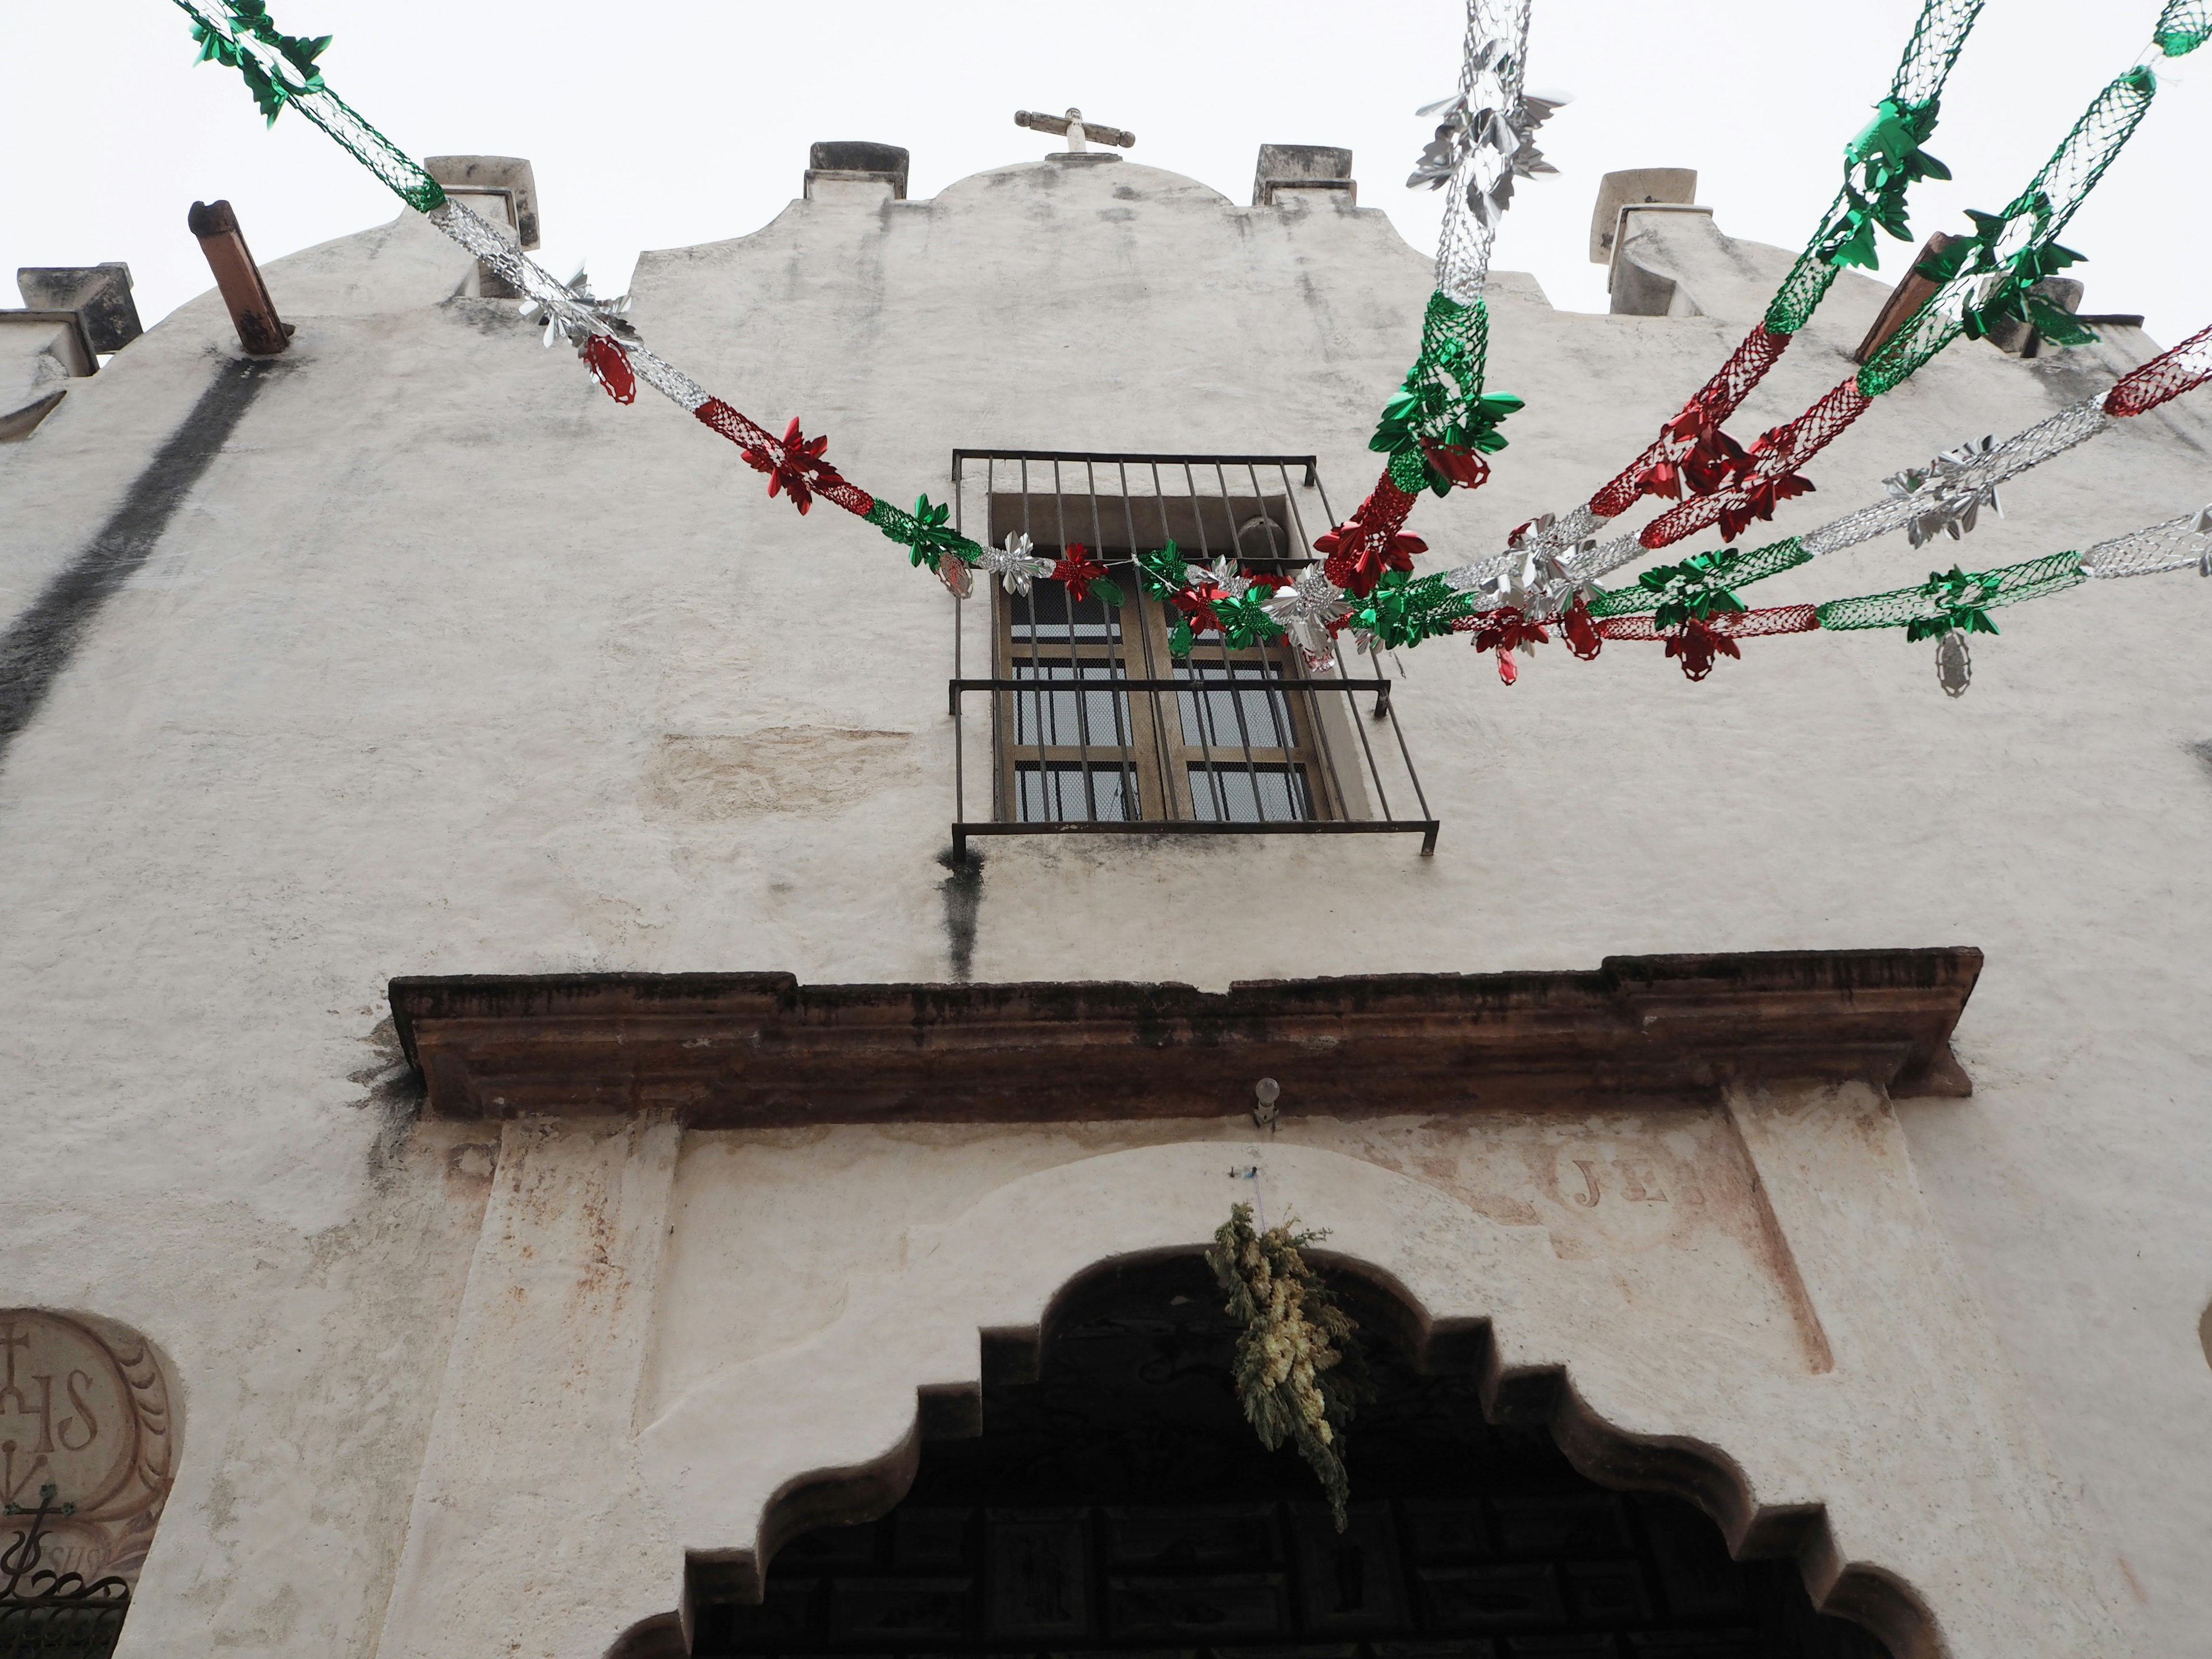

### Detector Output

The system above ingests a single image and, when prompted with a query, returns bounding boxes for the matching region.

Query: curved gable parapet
[624,154,1442,333]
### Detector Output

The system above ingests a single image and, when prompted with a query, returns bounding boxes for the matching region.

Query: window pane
[1016,762,1139,823]
[1010,665,1132,747]
[1188,763,1312,824]
[1177,664,1296,749]
[1006,571,1124,643]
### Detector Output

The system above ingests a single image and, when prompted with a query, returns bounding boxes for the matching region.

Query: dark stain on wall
[0,355,279,770]
[937,844,986,981]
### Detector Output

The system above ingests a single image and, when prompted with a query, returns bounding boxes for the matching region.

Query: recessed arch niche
[0,1308,178,1656]
[618,1253,1915,1659]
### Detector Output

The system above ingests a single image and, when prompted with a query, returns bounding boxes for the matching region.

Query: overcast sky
[5,1,2206,347]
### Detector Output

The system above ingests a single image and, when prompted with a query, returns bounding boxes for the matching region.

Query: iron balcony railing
[947,450,1438,861]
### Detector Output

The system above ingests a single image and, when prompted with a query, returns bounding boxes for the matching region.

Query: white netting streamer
[2078,506,2212,578]
[1427,0,1538,306]
[429,199,717,416]
[1797,398,2112,557]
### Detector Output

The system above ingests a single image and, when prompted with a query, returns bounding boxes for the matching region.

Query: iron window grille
[948,452,1438,860]
[0,1486,130,1659]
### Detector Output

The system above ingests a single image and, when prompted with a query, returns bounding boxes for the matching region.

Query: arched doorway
[692,1255,1887,1659]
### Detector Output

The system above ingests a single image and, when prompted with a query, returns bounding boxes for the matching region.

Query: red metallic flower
[1171,585,1222,635]
[1663,616,1743,681]
[1679,428,1751,495]
[1662,400,1719,446]
[1316,521,1429,597]
[1053,541,1109,603]
[741,415,843,514]
[1471,607,1550,685]
[1635,456,1685,500]
[1640,397,1752,502]
[582,334,636,404]
[1421,440,1491,490]
[1714,466,1815,541]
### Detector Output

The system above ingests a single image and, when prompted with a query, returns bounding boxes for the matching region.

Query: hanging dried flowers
[1206,1202,1370,1530]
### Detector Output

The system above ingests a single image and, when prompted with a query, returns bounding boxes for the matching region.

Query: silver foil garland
[429,198,717,417]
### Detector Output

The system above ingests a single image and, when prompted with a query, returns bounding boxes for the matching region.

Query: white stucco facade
[2,146,2209,1658]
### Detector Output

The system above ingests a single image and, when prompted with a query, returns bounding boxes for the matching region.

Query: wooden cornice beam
[389,946,1980,1127]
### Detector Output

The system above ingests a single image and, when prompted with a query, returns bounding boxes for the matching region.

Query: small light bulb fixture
[1252,1077,1281,1128]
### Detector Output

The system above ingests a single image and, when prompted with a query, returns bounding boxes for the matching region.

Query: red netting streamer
[812,477,877,517]
[690,399,876,518]
[1638,380,1874,549]
[1588,325,1794,518]
[693,397,776,453]
[2103,323,2212,418]
[1597,604,1820,641]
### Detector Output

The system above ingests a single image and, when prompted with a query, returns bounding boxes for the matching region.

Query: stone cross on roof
[1014,108,1135,154]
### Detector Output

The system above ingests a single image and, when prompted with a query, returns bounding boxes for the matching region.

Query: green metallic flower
[1821,97,1949,271]
[1137,540,1190,600]
[1637,551,1747,633]
[1213,588,1286,650]
[1904,565,2001,641]
[869,493,975,573]
[191,1,331,125]
[1343,570,1471,652]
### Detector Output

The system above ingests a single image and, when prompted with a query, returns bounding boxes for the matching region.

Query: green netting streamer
[1346,571,1479,650]
[1371,294,1521,498]
[1858,66,2159,397]
[1588,537,1812,618]
[1763,0,1986,335]
[175,0,445,211]
[2155,0,2211,56]
[1814,550,2086,633]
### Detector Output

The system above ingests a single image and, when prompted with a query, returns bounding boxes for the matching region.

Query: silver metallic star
[1885,435,2005,549]
[1263,566,1351,671]
[977,531,1056,597]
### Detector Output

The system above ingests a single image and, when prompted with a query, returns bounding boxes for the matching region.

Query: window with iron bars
[948,453,1438,860]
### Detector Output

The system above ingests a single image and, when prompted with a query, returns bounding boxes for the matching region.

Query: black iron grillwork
[948,452,1438,861]
[692,1256,1891,1658]
[0,1488,128,1659]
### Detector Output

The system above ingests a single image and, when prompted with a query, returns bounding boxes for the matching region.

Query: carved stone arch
[0,1306,180,1647]
[634,1141,1962,1658]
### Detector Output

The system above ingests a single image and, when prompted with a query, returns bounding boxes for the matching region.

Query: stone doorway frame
[366,954,2131,1659]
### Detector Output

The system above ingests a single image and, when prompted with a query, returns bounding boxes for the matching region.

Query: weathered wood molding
[390,946,1979,1126]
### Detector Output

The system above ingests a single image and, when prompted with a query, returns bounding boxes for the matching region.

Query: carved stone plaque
[0,1310,174,1585]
